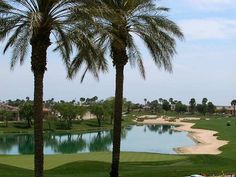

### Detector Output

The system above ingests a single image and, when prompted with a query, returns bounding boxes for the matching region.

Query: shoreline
[138,116,229,155]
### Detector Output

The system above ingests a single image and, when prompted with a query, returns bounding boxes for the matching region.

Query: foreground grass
[0,152,187,170]
[0,117,236,176]
[0,155,235,177]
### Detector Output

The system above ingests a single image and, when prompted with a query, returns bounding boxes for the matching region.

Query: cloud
[179,18,236,40]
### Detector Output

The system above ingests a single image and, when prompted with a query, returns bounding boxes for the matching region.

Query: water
[0,125,195,155]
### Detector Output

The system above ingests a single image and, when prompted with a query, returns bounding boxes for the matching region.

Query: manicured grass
[1,117,236,176]
[191,118,236,160]
[0,152,187,170]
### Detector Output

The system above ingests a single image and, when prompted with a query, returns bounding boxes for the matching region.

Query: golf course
[0,117,236,177]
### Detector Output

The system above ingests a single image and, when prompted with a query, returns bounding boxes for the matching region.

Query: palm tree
[202,98,208,116]
[231,100,236,116]
[202,98,208,105]
[169,98,174,104]
[69,1,183,177]
[0,1,105,177]
[159,98,163,104]
[189,98,196,114]
[144,98,147,105]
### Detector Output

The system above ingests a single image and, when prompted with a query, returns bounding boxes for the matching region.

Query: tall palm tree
[231,100,236,116]
[70,1,183,177]
[0,1,106,177]
[189,98,196,114]
[144,98,147,105]
[202,98,208,116]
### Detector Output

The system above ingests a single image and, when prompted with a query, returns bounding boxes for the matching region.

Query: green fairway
[0,118,236,176]
[0,152,187,170]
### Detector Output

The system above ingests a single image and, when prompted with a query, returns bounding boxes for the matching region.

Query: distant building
[216,106,234,115]
[171,104,176,111]
[43,108,52,117]
[0,104,20,121]
[143,105,151,112]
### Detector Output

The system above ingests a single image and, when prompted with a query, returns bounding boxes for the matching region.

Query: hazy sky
[0,0,236,105]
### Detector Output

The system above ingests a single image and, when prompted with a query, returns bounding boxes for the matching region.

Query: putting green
[0,152,187,170]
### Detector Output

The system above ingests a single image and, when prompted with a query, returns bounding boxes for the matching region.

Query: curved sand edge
[137,116,229,155]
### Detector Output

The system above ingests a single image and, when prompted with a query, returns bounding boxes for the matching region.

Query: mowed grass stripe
[0,152,187,170]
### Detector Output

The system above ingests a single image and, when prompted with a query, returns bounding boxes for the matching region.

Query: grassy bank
[0,117,236,176]
[0,116,135,134]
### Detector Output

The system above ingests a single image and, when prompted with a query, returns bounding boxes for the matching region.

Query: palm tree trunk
[31,33,50,177]
[110,64,124,177]
[33,72,44,177]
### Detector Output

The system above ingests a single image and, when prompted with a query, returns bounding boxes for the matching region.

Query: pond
[0,125,196,155]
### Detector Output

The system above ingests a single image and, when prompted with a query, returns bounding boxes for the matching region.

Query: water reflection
[55,134,87,153]
[147,125,175,134]
[0,125,195,155]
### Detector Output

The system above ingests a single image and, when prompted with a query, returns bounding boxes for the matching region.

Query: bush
[227,121,231,126]
[13,122,29,129]
[136,118,144,122]
[55,121,71,130]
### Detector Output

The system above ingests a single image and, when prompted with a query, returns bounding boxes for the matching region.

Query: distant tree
[144,98,147,105]
[169,98,174,104]
[0,109,13,127]
[207,102,216,114]
[103,98,115,124]
[53,103,79,129]
[77,106,87,120]
[202,98,208,104]
[124,101,132,114]
[202,98,208,116]
[19,103,34,128]
[60,100,65,104]
[175,101,187,114]
[91,104,105,127]
[231,100,236,116]
[159,98,163,104]
[149,100,160,113]
[45,98,55,109]
[45,115,56,131]
[7,99,25,107]
[70,100,76,105]
[162,100,171,111]
[196,104,204,115]
[189,98,196,114]
[80,97,86,103]
[93,96,98,102]
[85,98,91,105]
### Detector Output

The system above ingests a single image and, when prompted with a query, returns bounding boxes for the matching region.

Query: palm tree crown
[0,1,106,177]
[0,0,75,68]
[0,0,105,71]
[69,1,183,177]
[93,0,183,73]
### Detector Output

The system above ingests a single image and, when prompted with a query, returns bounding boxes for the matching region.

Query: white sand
[137,117,228,155]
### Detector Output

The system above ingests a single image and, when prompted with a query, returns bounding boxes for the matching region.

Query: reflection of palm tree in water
[56,134,86,154]
[18,135,34,154]
[88,131,112,152]
[0,134,35,154]
[147,125,172,135]
[0,135,18,153]
[44,133,58,151]
[0,128,131,154]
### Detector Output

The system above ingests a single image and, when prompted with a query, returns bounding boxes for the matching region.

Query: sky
[0,0,236,105]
